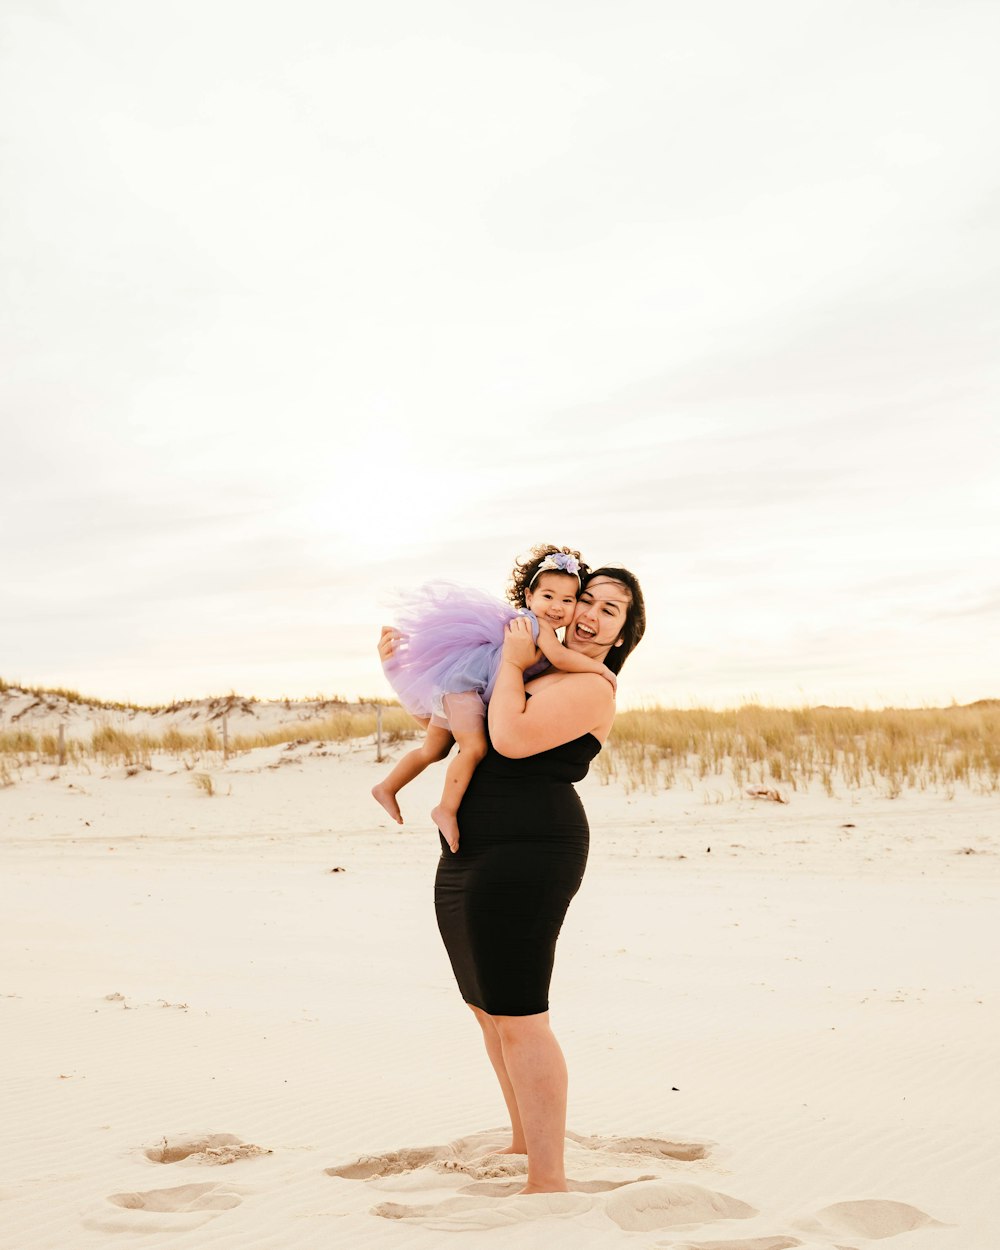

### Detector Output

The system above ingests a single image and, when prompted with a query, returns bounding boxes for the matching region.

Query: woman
[378,566,645,1194]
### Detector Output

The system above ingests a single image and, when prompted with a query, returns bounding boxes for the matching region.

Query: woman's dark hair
[581,566,646,674]
[507,544,590,608]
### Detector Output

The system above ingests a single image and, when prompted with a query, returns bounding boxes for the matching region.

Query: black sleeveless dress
[433,727,602,1016]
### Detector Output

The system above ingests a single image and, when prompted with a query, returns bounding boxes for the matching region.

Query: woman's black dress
[434,728,602,1016]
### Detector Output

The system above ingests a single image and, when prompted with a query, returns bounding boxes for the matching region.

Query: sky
[2,0,998,710]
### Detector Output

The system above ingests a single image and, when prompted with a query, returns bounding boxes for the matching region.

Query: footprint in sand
[665,1237,803,1250]
[458,1174,657,1196]
[329,1129,716,1228]
[109,1183,241,1212]
[326,1129,530,1181]
[603,1179,757,1232]
[327,1127,707,1184]
[373,1191,597,1229]
[568,1131,712,1162]
[82,1182,244,1233]
[325,1145,442,1180]
[795,1198,946,1241]
[145,1133,270,1165]
[370,1176,756,1232]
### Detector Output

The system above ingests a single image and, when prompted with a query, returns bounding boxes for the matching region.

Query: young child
[372,545,616,851]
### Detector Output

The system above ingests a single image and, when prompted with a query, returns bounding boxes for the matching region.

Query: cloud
[3,1,998,705]
[921,591,1000,622]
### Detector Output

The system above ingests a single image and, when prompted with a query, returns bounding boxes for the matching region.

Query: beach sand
[2,732,998,1248]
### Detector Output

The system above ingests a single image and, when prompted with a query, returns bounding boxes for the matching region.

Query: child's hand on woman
[502,616,541,671]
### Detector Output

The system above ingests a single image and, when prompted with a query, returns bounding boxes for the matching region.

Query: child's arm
[534,622,617,691]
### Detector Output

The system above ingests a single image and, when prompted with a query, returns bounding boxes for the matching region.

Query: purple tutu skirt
[383,582,540,722]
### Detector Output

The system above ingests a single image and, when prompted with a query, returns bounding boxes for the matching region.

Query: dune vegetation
[0,708,416,778]
[1,686,997,797]
[597,702,1000,798]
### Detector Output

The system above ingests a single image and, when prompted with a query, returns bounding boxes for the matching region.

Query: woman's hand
[501,615,540,672]
[378,625,402,664]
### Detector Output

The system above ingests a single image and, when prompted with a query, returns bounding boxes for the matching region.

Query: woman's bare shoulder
[520,671,616,745]
[565,673,617,742]
[526,669,613,699]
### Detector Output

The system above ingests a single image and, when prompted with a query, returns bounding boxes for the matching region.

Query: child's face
[524,572,579,626]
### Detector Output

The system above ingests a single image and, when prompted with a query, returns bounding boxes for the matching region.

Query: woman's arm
[534,622,616,690]
[489,618,615,758]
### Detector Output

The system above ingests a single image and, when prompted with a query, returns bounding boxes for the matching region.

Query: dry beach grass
[600,702,1000,798]
[2,680,996,799]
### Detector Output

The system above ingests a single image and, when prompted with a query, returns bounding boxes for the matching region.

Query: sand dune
[0,684,360,741]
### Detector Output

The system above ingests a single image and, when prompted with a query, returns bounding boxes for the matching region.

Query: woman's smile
[566,577,630,655]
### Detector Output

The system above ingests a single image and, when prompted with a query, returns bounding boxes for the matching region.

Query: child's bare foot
[371,783,403,824]
[431,805,460,853]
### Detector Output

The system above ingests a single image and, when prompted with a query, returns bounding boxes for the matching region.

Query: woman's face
[564,577,631,659]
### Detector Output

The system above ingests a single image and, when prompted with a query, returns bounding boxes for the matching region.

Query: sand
[2,728,998,1249]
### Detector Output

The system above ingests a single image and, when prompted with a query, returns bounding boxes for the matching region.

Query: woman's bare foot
[515,1181,569,1195]
[431,805,460,852]
[371,783,403,824]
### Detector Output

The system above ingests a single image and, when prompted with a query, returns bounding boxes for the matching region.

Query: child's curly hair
[506,544,591,608]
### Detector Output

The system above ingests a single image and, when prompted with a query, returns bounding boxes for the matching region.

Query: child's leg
[372,724,454,823]
[431,693,489,852]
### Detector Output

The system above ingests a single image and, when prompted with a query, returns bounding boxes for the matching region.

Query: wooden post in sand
[222,715,229,761]
[375,705,384,763]
[57,723,66,767]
